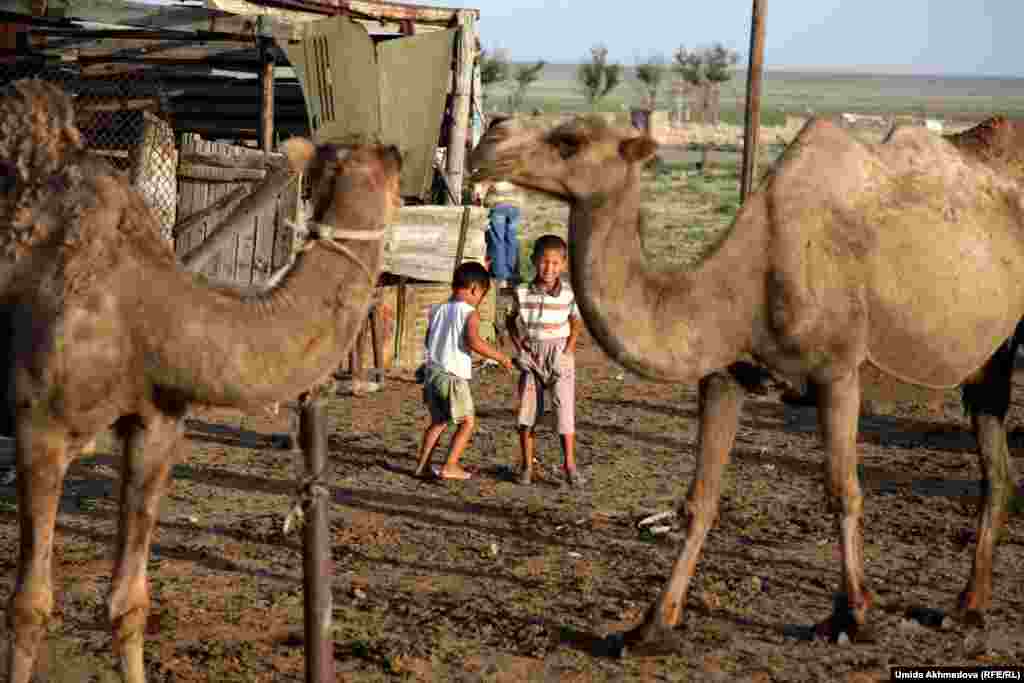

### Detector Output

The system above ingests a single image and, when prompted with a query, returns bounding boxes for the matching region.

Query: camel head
[280,136,403,234]
[470,115,658,203]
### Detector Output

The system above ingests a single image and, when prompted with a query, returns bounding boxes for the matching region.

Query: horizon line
[502,61,1024,79]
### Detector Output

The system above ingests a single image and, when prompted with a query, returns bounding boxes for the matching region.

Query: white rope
[285,218,386,287]
[285,219,388,242]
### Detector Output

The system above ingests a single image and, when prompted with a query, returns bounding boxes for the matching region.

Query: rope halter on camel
[285,219,387,288]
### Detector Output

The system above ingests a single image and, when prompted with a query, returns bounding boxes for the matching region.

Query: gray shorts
[423,366,475,426]
[517,349,575,435]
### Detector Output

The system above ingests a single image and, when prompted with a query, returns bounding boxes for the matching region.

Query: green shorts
[422,366,475,426]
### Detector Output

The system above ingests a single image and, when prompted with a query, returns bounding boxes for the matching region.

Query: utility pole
[740,0,767,202]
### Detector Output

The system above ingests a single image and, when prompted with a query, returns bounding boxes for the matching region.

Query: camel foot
[6,610,49,683]
[956,591,988,628]
[958,610,986,628]
[904,606,948,629]
[114,608,148,683]
[814,593,876,644]
[602,610,683,658]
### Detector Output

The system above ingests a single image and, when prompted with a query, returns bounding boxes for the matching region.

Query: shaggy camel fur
[0,80,402,682]
[470,114,1024,651]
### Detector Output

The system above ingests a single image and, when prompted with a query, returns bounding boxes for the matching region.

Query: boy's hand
[499,355,515,372]
[563,340,576,356]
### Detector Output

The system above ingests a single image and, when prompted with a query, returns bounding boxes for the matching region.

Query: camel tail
[0,78,84,185]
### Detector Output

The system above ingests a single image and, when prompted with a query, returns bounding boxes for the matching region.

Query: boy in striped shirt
[506,235,584,487]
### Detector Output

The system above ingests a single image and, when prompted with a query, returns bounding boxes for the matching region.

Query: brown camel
[0,80,402,682]
[470,114,1024,651]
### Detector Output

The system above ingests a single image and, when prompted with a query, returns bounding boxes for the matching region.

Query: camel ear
[280,137,316,175]
[620,136,658,164]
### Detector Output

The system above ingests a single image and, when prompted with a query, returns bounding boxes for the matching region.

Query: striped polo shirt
[511,278,578,342]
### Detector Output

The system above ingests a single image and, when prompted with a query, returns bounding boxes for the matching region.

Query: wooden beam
[33,0,237,33]
[172,118,310,138]
[30,27,257,42]
[29,0,46,50]
[740,0,766,202]
[260,45,275,152]
[77,96,160,112]
[444,10,475,206]
[207,0,475,42]
[172,101,309,118]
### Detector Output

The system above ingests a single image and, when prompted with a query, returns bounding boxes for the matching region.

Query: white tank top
[424,300,475,380]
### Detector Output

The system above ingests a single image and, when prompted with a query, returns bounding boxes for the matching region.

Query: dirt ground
[1,138,1022,682]
[0,325,1021,682]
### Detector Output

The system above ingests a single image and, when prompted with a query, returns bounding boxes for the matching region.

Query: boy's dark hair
[532,234,568,260]
[452,260,492,290]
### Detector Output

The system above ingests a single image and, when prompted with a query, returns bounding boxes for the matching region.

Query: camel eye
[555,137,579,160]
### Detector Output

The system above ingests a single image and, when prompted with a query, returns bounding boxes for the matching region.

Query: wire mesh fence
[0,58,180,242]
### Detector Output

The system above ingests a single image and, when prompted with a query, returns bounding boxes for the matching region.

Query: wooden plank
[270,178,299,272]
[181,160,293,275]
[383,205,487,282]
[173,185,248,240]
[180,150,284,170]
[174,132,197,258]
[177,163,266,182]
[251,190,278,284]
[222,141,242,282]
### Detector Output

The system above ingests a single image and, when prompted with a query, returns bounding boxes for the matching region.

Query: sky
[416,0,1022,77]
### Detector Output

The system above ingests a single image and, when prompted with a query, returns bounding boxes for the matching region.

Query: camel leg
[108,414,183,683]
[615,372,744,653]
[5,424,70,683]
[958,332,1019,625]
[815,368,873,641]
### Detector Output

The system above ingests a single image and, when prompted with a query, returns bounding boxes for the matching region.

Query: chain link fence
[0,58,180,242]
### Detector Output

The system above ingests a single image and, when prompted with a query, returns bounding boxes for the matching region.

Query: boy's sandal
[517,469,533,486]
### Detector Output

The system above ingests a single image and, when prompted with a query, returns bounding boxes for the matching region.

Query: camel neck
[142,237,382,407]
[568,173,766,383]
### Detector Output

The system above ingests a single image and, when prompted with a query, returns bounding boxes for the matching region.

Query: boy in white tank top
[415,261,513,480]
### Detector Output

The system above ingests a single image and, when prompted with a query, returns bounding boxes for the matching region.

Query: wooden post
[740,0,767,202]
[298,389,334,683]
[444,10,476,205]
[260,42,275,153]
[453,205,471,272]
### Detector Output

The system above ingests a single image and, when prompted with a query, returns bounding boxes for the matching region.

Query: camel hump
[945,116,1024,167]
[0,79,83,183]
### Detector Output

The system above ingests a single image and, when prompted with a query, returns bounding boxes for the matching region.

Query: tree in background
[508,60,546,112]
[633,54,667,110]
[577,44,622,110]
[478,48,510,110]
[673,43,739,124]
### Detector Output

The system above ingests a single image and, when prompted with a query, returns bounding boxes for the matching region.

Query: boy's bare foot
[435,465,474,481]
[564,468,586,488]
